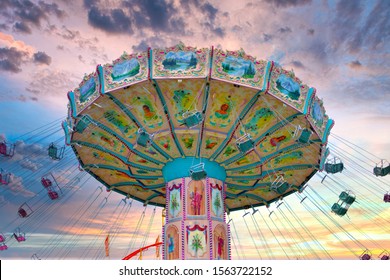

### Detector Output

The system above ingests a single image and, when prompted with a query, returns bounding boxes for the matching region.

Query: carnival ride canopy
[63,44,334,212]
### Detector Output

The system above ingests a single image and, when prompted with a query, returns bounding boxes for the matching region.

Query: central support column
[162,158,230,260]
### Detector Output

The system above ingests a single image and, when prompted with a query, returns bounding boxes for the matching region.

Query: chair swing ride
[1,44,389,260]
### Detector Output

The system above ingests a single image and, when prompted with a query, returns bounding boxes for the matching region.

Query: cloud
[290,60,305,69]
[87,6,133,34]
[0,0,66,33]
[0,32,35,54]
[13,21,32,34]
[348,60,362,69]
[264,0,312,8]
[83,0,221,37]
[331,0,390,54]
[33,51,52,65]
[0,46,29,73]
[7,174,35,197]
[279,27,292,33]
[26,68,80,97]
[20,158,41,171]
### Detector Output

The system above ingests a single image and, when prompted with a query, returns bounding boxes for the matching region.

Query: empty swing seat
[339,191,356,205]
[136,129,153,148]
[182,111,203,128]
[0,235,4,243]
[18,208,28,218]
[384,193,390,203]
[271,182,290,194]
[0,141,15,157]
[374,165,390,177]
[18,203,33,218]
[298,129,312,143]
[236,134,254,153]
[48,190,59,200]
[359,250,372,260]
[325,162,344,174]
[14,234,26,242]
[0,143,6,155]
[48,143,65,160]
[331,203,348,216]
[41,178,52,188]
[0,244,7,251]
[190,163,207,181]
[381,255,389,260]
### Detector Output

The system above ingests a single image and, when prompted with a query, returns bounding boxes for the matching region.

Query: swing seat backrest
[18,208,28,218]
[0,143,6,155]
[339,192,355,205]
[298,129,311,143]
[183,112,203,128]
[48,191,59,200]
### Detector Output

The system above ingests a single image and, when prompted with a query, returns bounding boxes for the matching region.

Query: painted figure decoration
[188,180,205,216]
[166,225,179,260]
[214,225,227,260]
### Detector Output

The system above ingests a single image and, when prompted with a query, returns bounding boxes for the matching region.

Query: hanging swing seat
[379,250,389,260]
[271,182,290,194]
[236,133,254,153]
[0,169,11,185]
[373,163,390,177]
[48,190,59,200]
[75,115,93,133]
[0,244,7,251]
[48,143,65,160]
[189,163,207,181]
[298,128,312,143]
[14,233,26,242]
[18,203,33,218]
[325,158,344,174]
[339,191,356,205]
[384,193,390,203]
[0,141,15,157]
[182,110,203,128]
[331,203,348,216]
[271,176,290,194]
[13,228,26,242]
[136,128,154,148]
[41,177,52,188]
[0,233,5,243]
[359,250,372,260]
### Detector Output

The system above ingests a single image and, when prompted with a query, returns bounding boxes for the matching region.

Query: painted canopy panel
[100,51,149,93]
[211,48,269,90]
[152,44,210,79]
[68,71,100,117]
[66,44,333,211]
[268,64,312,113]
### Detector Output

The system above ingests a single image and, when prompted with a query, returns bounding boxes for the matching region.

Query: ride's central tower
[163,158,230,260]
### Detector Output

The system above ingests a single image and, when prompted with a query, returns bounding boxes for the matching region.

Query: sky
[0,0,389,260]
